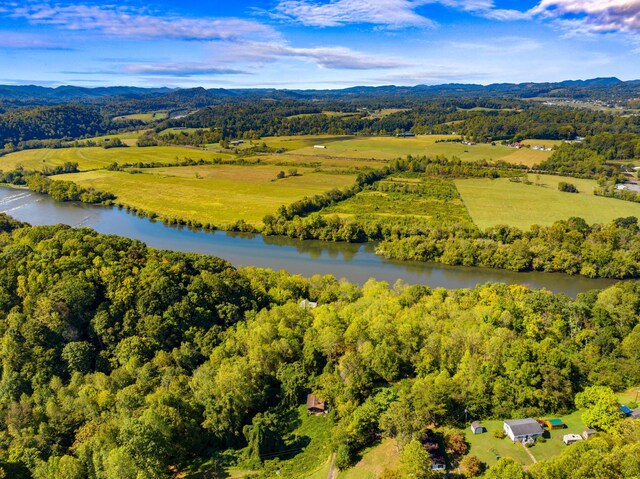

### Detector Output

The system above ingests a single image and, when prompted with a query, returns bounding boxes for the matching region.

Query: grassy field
[113,111,168,122]
[528,411,588,463]
[501,148,553,167]
[337,439,400,479]
[520,139,563,148]
[455,174,640,229]
[291,135,459,160]
[57,166,357,226]
[322,176,472,227]
[240,135,354,152]
[0,145,235,171]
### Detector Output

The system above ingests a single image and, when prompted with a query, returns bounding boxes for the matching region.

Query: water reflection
[0,186,618,296]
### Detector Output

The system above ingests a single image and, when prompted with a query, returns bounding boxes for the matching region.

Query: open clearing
[291,135,458,160]
[455,174,640,229]
[0,146,235,171]
[113,111,168,122]
[57,166,356,226]
[337,439,400,479]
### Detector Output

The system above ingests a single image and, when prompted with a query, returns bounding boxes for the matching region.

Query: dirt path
[521,442,537,463]
[327,452,337,479]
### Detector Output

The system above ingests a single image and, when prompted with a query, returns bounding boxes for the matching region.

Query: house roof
[306,394,325,410]
[547,419,564,426]
[504,419,544,437]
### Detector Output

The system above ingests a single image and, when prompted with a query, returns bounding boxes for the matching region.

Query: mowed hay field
[291,135,458,160]
[57,165,357,226]
[0,146,235,171]
[456,174,640,229]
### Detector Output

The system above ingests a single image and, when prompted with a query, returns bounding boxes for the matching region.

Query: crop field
[292,135,459,160]
[322,177,473,228]
[57,165,357,226]
[79,131,146,146]
[520,139,563,148]
[258,153,386,170]
[455,174,640,229]
[0,145,235,171]
[239,135,354,151]
[501,148,554,167]
[113,111,168,122]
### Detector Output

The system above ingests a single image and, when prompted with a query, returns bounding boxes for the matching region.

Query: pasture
[0,146,235,171]
[239,135,354,152]
[291,135,459,160]
[455,174,640,229]
[57,165,357,226]
[113,111,168,122]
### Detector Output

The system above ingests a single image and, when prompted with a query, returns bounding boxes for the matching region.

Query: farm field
[291,135,459,160]
[258,153,386,170]
[520,139,563,148]
[113,111,168,122]
[501,148,553,167]
[455,174,640,229]
[0,145,235,171]
[56,166,357,226]
[322,177,473,227]
[238,135,354,151]
[80,131,146,146]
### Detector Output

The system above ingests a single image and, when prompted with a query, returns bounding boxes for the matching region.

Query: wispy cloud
[271,0,436,28]
[0,31,72,50]
[214,41,412,69]
[448,36,542,54]
[530,0,640,34]
[125,63,250,77]
[2,2,277,41]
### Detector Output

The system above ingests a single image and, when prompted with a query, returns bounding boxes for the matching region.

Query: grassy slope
[337,439,400,479]
[455,174,640,229]
[0,146,235,171]
[57,166,356,226]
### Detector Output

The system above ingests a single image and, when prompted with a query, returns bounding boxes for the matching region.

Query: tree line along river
[0,186,617,297]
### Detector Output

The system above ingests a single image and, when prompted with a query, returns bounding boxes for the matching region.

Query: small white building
[313,145,327,149]
[503,419,544,442]
[563,434,583,445]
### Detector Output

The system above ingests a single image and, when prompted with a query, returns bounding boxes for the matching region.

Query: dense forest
[0,217,638,478]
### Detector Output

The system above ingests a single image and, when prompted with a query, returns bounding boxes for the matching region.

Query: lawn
[56,165,357,226]
[291,135,459,160]
[527,411,588,463]
[0,145,235,171]
[337,439,400,479]
[455,174,640,229]
[465,419,533,468]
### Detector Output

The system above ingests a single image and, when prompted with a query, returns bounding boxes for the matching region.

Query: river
[0,186,617,296]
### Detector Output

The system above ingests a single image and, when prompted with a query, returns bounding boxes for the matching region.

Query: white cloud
[272,0,436,28]
[530,0,640,34]
[0,31,71,49]
[125,63,250,77]
[213,41,412,69]
[2,2,277,41]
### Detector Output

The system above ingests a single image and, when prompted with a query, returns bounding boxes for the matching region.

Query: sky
[0,0,639,89]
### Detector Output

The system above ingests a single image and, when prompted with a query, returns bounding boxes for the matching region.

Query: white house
[503,419,544,442]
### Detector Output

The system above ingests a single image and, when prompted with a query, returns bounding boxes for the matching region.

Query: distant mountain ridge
[0,78,638,114]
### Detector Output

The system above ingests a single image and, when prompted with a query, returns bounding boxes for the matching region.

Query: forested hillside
[0,216,638,478]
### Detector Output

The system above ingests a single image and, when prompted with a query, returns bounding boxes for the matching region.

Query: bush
[492,429,506,439]
[558,181,578,193]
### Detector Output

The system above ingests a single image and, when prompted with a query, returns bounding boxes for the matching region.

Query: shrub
[492,429,506,439]
[558,181,578,193]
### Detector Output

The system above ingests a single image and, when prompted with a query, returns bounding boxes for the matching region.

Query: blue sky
[0,0,639,88]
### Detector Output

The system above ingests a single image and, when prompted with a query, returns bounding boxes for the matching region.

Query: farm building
[313,145,327,149]
[631,410,640,419]
[229,140,244,146]
[396,132,415,137]
[503,419,544,442]
[470,421,485,434]
[620,405,633,416]
[421,430,446,471]
[582,430,596,440]
[545,418,565,429]
[563,434,583,445]
[306,394,326,415]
